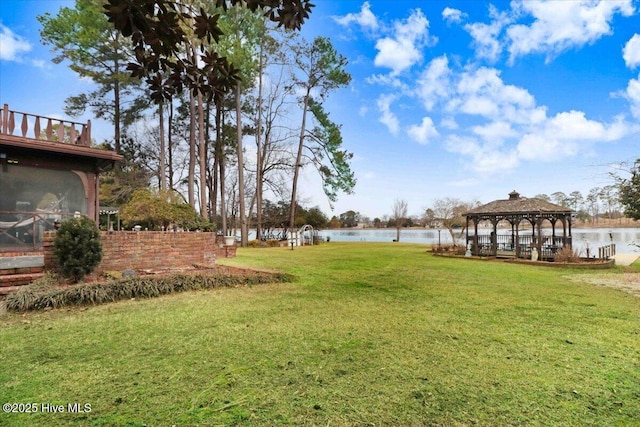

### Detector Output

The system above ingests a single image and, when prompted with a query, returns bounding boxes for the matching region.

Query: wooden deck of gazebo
[464,191,573,260]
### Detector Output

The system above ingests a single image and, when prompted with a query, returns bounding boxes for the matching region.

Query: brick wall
[43,231,217,274]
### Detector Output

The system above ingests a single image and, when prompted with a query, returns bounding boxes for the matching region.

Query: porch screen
[0,164,87,250]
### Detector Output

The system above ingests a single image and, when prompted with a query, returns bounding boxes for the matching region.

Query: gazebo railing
[468,233,572,259]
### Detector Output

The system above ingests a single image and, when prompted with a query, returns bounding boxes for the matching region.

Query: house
[0,103,121,292]
[0,103,121,254]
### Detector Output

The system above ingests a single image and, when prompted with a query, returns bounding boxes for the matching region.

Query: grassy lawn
[1,242,639,426]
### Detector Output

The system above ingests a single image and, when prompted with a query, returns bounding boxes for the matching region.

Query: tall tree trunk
[211,100,219,228]
[197,92,207,218]
[216,95,227,235]
[255,39,264,242]
[188,89,196,207]
[113,43,121,180]
[204,103,215,222]
[158,102,166,190]
[168,100,174,190]
[289,87,311,232]
[235,85,247,246]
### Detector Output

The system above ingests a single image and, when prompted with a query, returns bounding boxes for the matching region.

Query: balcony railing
[0,103,91,147]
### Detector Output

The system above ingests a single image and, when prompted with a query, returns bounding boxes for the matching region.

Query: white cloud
[0,24,32,61]
[377,94,399,135]
[334,1,378,30]
[459,96,499,117]
[471,149,519,173]
[451,66,543,125]
[516,110,628,161]
[623,34,640,69]
[445,135,479,156]
[408,117,439,144]
[442,7,466,24]
[374,9,435,75]
[506,0,635,63]
[439,65,635,174]
[547,110,623,141]
[472,121,517,142]
[515,133,574,161]
[445,135,519,173]
[359,5,638,178]
[440,117,459,130]
[626,74,640,118]
[416,55,451,111]
[365,73,406,89]
[464,5,510,62]
[461,1,634,63]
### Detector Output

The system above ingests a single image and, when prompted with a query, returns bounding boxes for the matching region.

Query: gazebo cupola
[463,191,573,260]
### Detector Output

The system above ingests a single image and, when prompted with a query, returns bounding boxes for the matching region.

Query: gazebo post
[510,221,515,252]
[515,220,520,258]
[491,219,498,256]
[473,218,479,255]
[465,217,470,252]
[528,217,536,259]
[536,218,543,259]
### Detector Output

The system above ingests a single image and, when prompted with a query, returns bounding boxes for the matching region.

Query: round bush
[53,216,103,282]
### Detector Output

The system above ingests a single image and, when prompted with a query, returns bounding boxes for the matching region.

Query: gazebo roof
[464,190,572,217]
[99,206,120,215]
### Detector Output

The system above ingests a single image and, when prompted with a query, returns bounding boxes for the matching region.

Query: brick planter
[44,231,217,274]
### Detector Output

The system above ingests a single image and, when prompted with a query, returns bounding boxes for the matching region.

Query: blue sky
[2,1,640,219]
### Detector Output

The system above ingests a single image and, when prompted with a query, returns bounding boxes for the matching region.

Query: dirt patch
[567,273,640,299]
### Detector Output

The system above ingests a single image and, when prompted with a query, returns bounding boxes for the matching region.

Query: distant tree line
[327,184,637,245]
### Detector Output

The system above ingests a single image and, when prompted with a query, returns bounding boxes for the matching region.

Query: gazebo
[463,191,573,260]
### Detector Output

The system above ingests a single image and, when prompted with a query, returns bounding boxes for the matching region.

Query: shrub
[120,188,213,230]
[0,273,62,312]
[431,244,462,254]
[2,271,294,312]
[554,247,581,263]
[53,216,103,282]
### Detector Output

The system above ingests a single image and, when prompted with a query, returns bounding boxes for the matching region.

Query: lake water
[317,228,640,255]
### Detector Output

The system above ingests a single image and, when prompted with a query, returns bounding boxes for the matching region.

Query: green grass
[1,242,639,426]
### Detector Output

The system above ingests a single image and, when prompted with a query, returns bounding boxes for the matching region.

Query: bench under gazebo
[463,191,573,260]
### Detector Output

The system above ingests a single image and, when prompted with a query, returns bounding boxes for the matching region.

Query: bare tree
[392,199,408,242]
[586,187,601,225]
[431,198,477,245]
[600,185,619,220]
